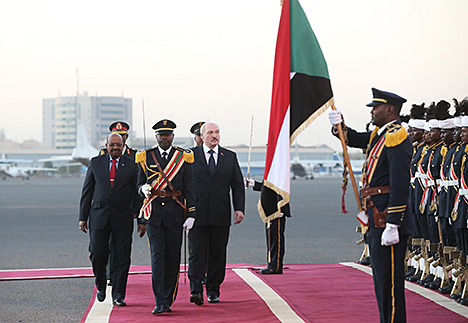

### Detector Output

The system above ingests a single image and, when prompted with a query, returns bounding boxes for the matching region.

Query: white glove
[141,184,151,198]
[381,223,400,246]
[183,217,195,236]
[328,109,343,126]
[244,178,255,188]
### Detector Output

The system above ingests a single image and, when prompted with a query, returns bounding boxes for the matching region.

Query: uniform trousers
[89,220,132,301]
[147,224,183,306]
[189,225,230,297]
[369,234,408,323]
[265,216,286,272]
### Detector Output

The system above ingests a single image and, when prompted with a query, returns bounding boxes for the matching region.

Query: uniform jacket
[137,146,196,227]
[79,154,142,231]
[345,122,414,237]
[192,145,245,226]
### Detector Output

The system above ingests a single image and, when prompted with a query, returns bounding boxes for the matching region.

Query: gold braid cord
[341,120,349,214]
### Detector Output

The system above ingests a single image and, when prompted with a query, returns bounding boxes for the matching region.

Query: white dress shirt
[203,143,219,165]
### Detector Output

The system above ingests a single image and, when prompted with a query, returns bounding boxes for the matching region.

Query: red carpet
[3,264,466,322]
[78,263,468,322]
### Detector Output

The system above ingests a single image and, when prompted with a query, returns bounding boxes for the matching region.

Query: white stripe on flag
[266,106,291,195]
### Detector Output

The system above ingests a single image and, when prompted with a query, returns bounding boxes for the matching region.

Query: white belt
[436,179,441,185]
[427,179,435,186]
[415,172,427,179]
[441,180,458,188]
[410,177,415,184]
[460,188,468,196]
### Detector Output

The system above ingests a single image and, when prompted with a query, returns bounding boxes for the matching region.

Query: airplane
[0,164,57,180]
[239,154,364,180]
[37,124,99,167]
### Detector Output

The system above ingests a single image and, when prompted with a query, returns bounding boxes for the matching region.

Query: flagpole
[332,104,363,212]
[246,115,254,189]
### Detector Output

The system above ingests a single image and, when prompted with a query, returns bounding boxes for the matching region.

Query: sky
[1,0,467,151]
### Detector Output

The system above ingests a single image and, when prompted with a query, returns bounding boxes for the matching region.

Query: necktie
[208,150,216,175]
[162,151,168,160]
[110,159,117,187]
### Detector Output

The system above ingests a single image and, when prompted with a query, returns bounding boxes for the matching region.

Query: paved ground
[0,175,362,322]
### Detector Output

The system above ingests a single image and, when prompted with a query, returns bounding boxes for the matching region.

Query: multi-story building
[43,93,132,150]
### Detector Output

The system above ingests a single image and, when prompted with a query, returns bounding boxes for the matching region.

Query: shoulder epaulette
[135,150,146,164]
[385,124,408,147]
[174,146,194,164]
[440,145,448,158]
[99,148,106,156]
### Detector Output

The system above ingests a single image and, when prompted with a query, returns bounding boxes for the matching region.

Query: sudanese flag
[258,0,334,223]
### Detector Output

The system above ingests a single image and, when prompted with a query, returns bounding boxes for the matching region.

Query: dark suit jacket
[192,145,245,226]
[137,147,196,227]
[79,154,142,231]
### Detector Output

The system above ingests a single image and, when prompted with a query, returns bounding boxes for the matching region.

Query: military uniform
[252,180,290,274]
[136,119,196,313]
[439,142,458,247]
[339,89,414,323]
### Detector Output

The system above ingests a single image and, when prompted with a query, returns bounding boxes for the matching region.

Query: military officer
[329,88,414,323]
[190,121,205,147]
[100,121,137,159]
[136,119,196,315]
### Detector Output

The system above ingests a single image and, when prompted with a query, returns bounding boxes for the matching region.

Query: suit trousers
[189,225,230,297]
[265,216,286,272]
[89,220,132,301]
[147,223,183,306]
[369,234,408,323]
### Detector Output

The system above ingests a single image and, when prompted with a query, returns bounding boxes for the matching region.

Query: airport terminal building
[42,93,132,150]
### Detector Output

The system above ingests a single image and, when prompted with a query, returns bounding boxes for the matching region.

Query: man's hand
[141,184,151,198]
[244,178,255,189]
[381,223,400,246]
[328,109,343,126]
[79,220,88,233]
[234,211,244,224]
[183,217,195,236]
[138,224,146,238]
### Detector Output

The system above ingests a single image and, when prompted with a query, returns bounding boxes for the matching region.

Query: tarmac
[0,175,362,322]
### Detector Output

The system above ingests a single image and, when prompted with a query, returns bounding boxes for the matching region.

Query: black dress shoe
[438,283,453,294]
[458,297,468,306]
[260,268,282,275]
[97,290,106,302]
[190,293,204,305]
[152,305,171,314]
[405,267,416,278]
[208,295,219,303]
[418,274,434,286]
[426,277,441,290]
[357,257,371,266]
[113,299,127,306]
[407,272,421,282]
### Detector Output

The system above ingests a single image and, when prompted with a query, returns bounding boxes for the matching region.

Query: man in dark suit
[79,133,145,306]
[98,121,138,287]
[329,88,414,323]
[136,119,196,315]
[188,122,245,305]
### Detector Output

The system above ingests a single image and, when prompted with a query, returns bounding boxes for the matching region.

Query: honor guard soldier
[452,99,468,304]
[100,121,137,160]
[190,121,205,147]
[329,88,414,323]
[405,103,426,278]
[245,179,290,274]
[136,119,196,315]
